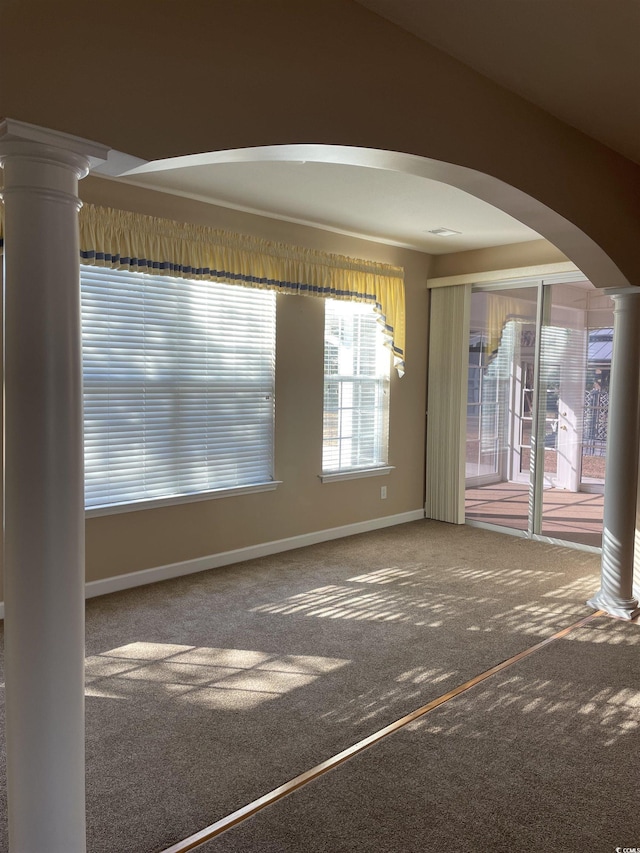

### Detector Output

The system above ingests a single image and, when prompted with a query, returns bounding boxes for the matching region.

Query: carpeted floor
[1,519,637,853]
[200,618,640,853]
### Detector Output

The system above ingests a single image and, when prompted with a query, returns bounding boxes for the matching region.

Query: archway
[109,143,630,291]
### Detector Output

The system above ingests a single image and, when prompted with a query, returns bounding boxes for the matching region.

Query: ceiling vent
[427,227,461,237]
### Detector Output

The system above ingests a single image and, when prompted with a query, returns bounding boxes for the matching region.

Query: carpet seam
[158,609,604,853]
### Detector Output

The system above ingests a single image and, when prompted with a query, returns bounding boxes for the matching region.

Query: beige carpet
[201,617,640,853]
[2,520,634,853]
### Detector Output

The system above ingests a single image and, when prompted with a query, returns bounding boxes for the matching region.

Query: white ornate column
[0,120,107,853]
[588,288,640,620]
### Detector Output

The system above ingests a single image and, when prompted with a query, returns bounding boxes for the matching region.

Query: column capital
[602,285,640,300]
[0,117,109,176]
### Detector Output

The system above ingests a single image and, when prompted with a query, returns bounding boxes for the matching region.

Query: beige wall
[72,177,431,586]
[428,240,572,281]
[3,0,640,285]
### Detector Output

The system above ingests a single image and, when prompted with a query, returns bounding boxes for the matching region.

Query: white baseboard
[0,509,425,618]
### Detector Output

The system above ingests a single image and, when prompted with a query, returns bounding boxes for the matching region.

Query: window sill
[85,480,283,518]
[318,466,394,484]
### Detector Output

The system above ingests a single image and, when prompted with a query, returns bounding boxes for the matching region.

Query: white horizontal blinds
[323,299,390,472]
[81,266,276,510]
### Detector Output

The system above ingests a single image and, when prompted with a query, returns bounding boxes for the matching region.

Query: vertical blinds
[425,284,471,523]
[322,299,390,472]
[81,266,276,511]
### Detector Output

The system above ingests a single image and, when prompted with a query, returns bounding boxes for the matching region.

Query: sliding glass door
[465,287,538,531]
[464,276,613,549]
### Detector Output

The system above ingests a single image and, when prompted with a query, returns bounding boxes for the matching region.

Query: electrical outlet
[380,485,387,499]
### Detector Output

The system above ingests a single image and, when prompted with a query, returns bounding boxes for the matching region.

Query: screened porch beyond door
[465,481,604,547]
[464,278,611,550]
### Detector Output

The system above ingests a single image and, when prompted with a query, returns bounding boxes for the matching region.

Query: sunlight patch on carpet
[85,642,349,709]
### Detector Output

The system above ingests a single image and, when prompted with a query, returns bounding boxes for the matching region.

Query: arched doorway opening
[108,141,636,581]
[108,143,631,292]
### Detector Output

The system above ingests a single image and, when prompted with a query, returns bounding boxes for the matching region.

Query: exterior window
[322,299,390,473]
[81,266,276,511]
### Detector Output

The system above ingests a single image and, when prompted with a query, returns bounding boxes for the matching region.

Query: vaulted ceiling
[109,0,639,258]
[355,0,640,164]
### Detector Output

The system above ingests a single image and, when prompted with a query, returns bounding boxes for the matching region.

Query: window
[81,266,276,512]
[322,299,390,474]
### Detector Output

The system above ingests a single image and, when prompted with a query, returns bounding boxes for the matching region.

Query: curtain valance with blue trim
[73,204,406,374]
[0,202,406,372]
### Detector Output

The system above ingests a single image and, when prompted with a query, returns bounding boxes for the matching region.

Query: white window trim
[85,480,283,518]
[318,465,394,484]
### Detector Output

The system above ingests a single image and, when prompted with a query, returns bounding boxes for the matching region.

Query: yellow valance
[0,202,406,371]
[76,204,406,374]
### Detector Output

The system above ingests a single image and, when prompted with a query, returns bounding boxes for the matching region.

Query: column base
[587,589,640,620]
